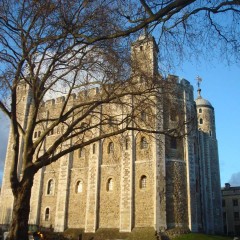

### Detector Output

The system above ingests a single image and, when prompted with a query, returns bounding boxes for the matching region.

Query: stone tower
[131,34,159,79]
[0,80,33,226]
[195,85,223,234]
[0,36,223,235]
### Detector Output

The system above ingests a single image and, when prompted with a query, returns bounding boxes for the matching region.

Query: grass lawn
[173,233,232,240]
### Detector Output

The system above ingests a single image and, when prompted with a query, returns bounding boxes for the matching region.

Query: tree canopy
[0,1,240,239]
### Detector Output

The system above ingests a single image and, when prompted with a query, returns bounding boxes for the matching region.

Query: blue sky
[176,61,240,187]
[0,59,239,187]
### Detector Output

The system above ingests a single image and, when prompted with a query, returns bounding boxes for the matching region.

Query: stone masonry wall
[134,133,154,227]
[166,160,188,228]
[98,137,122,228]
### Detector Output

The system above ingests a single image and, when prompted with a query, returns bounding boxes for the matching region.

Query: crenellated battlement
[37,87,101,110]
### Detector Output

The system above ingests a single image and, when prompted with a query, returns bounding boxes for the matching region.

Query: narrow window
[48,129,54,136]
[38,131,41,137]
[141,111,146,121]
[140,45,143,51]
[76,180,83,193]
[170,109,176,121]
[234,212,239,220]
[140,175,147,189]
[140,137,148,149]
[222,200,226,207]
[47,179,54,195]
[108,117,113,126]
[199,118,203,124]
[34,131,37,138]
[107,178,113,191]
[125,138,129,150]
[93,143,96,154]
[45,208,50,221]
[108,142,114,154]
[170,137,177,149]
[80,122,87,129]
[233,199,238,206]
[79,148,85,158]
[209,130,212,136]
[199,108,202,113]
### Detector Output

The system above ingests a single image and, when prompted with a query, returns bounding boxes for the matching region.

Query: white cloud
[229,172,240,187]
[0,111,10,185]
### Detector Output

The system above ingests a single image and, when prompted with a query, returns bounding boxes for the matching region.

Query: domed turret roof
[195,96,212,107]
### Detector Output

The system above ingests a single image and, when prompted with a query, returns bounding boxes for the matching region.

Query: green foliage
[63,228,157,240]
[127,228,157,240]
[172,233,232,240]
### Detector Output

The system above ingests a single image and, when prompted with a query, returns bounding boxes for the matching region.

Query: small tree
[0,1,240,239]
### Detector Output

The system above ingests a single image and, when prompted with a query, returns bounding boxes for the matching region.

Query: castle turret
[0,80,33,226]
[131,34,159,81]
[195,80,223,234]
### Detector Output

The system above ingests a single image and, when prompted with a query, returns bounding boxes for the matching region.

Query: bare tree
[0,1,240,239]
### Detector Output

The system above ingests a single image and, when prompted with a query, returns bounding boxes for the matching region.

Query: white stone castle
[0,35,223,235]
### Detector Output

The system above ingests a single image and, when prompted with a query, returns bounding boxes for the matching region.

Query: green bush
[172,233,232,240]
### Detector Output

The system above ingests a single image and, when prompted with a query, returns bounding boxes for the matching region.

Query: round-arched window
[47,179,54,195]
[76,180,83,193]
[108,142,114,154]
[45,208,50,221]
[140,137,148,149]
[107,178,113,191]
[140,175,147,189]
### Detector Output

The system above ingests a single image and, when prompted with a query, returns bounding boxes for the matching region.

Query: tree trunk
[7,176,34,240]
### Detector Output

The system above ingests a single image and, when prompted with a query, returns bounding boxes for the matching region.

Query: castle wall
[0,82,33,225]
[67,147,89,228]
[196,99,223,234]
[39,163,60,228]
[119,144,133,232]
[163,79,201,231]
[0,35,222,236]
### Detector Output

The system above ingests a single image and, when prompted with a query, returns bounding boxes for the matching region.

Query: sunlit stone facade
[0,35,223,234]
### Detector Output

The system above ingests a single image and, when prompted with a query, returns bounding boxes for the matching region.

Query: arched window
[108,117,114,126]
[108,142,114,154]
[125,138,129,150]
[140,175,147,189]
[107,178,113,191]
[38,131,41,137]
[80,122,87,129]
[170,109,177,121]
[47,179,54,195]
[45,208,50,221]
[48,129,54,136]
[140,137,148,149]
[79,148,85,158]
[34,131,37,138]
[199,108,202,113]
[76,180,83,193]
[56,127,61,134]
[199,118,203,124]
[141,111,146,121]
[93,143,96,154]
[170,137,177,149]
